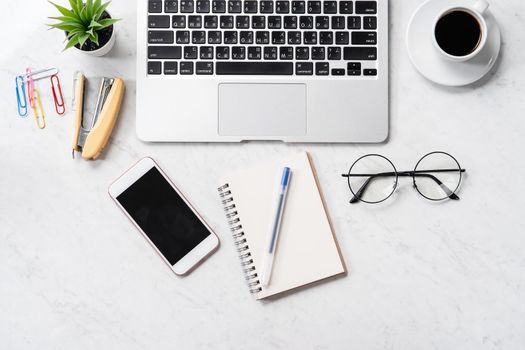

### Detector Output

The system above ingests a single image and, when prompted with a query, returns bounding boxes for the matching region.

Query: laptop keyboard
[147,0,379,76]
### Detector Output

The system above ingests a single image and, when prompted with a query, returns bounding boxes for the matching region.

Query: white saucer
[407,0,501,86]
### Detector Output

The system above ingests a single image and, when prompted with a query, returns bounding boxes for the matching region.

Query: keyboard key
[364,16,377,29]
[236,15,250,28]
[264,46,278,60]
[347,16,361,29]
[260,1,274,13]
[180,0,195,13]
[344,46,377,60]
[184,46,198,59]
[172,15,186,28]
[165,0,179,12]
[176,30,190,43]
[224,30,238,44]
[340,1,353,14]
[320,31,333,45]
[196,61,214,74]
[288,31,301,44]
[188,15,202,28]
[149,15,170,28]
[149,0,162,13]
[200,46,214,59]
[356,1,377,14]
[256,31,270,44]
[276,1,290,13]
[315,62,329,75]
[312,46,325,60]
[299,16,313,29]
[347,62,361,75]
[148,30,175,44]
[332,68,345,75]
[315,16,329,29]
[268,16,282,29]
[295,47,309,60]
[208,30,222,43]
[296,62,313,75]
[216,62,293,75]
[248,46,262,59]
[148,46,182,59]
[280,46,294,59]
[216,46,230,59]
[148,61,162,74]
[197,0,211,12]
[284,16,297,29]
[323,1,337,14]
[364,68,377,76]
[244,1,258,13]
[272,31,286,44]
[240,31,254,44]
[232,46,246,59]
[228,0,242,13]
[220,15,234,28]
[164,61,178,74]
[180,61,194,74]
[307,1,321,13]
[204,15,218,28]
[332,16,345,29]
[252,16,266,29]
[212,0,226,12]
[303,31,317,45]
[327,46,341,60]
[352,31,377,45]
[292,1,306,13]
[192,30,206,43]
[335,31,349,45]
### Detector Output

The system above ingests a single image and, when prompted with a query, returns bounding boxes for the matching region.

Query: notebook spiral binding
[218,183,262,294]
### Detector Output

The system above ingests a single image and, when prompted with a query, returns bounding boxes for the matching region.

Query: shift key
[148,46,182,59]
[344,47,377,60]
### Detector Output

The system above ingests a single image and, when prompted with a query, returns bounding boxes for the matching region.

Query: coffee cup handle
[472,0,489,14]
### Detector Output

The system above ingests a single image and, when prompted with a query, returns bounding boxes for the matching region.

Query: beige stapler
[72,72,125,160]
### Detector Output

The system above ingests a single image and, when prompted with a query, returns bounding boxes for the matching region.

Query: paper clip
[31,89,46,129]
[51,74,66,115]
[26,67,59,82]
[15,76,28,117]
[26,68,35,108]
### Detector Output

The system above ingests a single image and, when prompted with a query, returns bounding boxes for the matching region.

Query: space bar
[216,62,293,75]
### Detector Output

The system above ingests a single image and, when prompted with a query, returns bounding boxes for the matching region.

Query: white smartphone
[109,157,219,275]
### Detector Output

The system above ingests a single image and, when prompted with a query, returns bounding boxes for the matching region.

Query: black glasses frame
[341,151,466,204]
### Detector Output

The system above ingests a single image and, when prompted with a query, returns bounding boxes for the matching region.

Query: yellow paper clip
[31,89,46,129]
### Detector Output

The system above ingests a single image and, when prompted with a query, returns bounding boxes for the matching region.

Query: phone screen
[116,167,211,265]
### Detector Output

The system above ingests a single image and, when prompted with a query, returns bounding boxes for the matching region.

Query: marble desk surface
[1,1,524,349]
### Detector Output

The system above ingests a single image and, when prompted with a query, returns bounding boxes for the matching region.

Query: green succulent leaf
[49,0,119,50]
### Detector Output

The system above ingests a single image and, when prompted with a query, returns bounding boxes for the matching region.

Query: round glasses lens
[413,152,462,201]
[347,155,398,204]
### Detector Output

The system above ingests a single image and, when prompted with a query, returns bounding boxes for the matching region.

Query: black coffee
[435,10,482,57]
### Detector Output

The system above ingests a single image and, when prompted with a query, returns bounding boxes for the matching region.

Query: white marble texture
[1,1,525,349]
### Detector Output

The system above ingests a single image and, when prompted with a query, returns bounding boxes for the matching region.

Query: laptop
[137,0,388,143]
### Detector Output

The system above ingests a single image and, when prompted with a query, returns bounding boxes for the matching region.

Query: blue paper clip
[15,75,28,117]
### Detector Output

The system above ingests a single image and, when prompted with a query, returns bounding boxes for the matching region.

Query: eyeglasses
[342,151,466,204]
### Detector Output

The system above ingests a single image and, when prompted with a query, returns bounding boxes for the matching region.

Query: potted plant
[49,0,120,57]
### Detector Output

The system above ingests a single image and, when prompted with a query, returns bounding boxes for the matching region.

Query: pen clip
[15,76,28,117]
[31,89,46,129]
[51,74,66,115]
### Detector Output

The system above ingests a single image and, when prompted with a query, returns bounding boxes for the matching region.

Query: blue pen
[262,167,292,287]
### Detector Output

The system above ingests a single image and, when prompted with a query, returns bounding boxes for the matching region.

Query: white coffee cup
[433,0,489,62]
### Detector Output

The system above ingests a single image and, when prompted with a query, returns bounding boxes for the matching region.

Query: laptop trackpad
[218,83,307,137]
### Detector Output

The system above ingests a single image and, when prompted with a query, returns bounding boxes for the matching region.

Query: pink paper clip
[26,68,35,108]
[50,74,66,115]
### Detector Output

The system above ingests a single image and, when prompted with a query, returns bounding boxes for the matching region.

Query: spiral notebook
[218,152,346,299]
